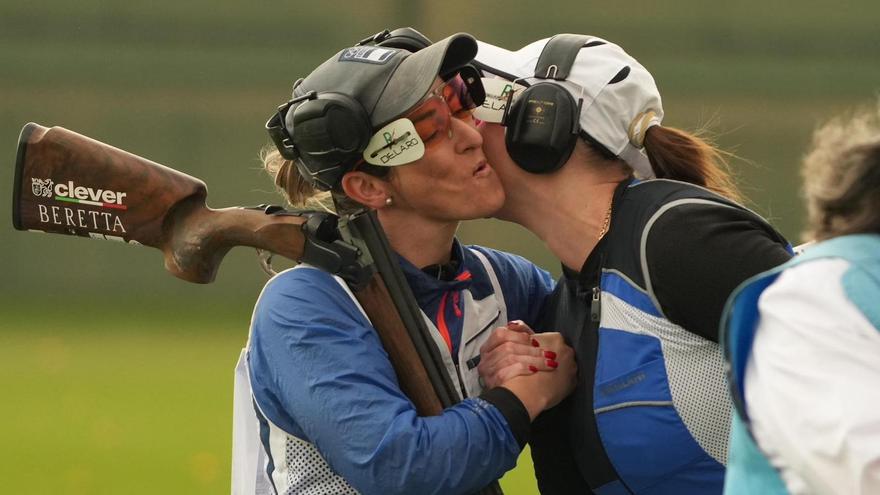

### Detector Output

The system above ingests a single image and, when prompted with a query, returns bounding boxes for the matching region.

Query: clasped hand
[477,321,577,418]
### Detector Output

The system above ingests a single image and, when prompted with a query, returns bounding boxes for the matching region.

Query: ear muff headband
[504,34,590,174]
[534,34,590,81]
[358,27,432,53]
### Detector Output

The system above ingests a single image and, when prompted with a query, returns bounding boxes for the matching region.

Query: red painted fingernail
[547,359,559,368]
[528,365,538,373]
[531,339,540,347]
[544,350,557,360]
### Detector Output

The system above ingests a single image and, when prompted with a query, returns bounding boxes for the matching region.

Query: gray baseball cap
[294,33,479,129]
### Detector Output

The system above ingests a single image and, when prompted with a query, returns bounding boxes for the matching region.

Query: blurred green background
[2,1,878,493]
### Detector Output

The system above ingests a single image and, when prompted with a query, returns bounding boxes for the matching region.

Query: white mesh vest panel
[600,288,731,464]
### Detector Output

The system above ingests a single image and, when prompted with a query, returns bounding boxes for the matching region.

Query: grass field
[0,305,242,494]
[0,302,539,494]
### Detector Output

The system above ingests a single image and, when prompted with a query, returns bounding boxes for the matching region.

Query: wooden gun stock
[11,123,444,415]
[13,123,308,283]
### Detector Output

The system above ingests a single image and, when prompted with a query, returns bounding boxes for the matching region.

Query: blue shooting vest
[541,179,789,495]
[722,234,880,494]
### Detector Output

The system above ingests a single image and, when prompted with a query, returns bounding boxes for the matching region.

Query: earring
[385,197,393,207]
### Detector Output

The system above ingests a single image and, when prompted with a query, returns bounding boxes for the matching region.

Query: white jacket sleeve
[746,258,880,495]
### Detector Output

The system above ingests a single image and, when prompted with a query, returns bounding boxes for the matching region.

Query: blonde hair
[259,144,341,213]
[801,104,880,241]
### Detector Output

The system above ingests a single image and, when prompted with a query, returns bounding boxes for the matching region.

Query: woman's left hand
[477,320,560,389]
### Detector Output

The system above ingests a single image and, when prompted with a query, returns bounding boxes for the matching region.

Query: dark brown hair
[801,105,880,241]
[642,125,742,203]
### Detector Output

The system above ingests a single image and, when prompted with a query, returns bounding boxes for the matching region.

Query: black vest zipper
[590,285,602,322]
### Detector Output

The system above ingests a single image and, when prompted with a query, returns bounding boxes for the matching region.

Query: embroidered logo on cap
[338,47,397,64]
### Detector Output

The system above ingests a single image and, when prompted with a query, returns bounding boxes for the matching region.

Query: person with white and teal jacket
[723,106,880,495]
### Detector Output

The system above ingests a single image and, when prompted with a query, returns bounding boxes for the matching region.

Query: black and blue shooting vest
[541,179,789,494]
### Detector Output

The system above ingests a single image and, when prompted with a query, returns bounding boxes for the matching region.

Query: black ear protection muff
[503,34,591,174]
[266,85,373,191]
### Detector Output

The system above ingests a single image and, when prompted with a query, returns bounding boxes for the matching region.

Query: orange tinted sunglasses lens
[408,96,450,146]
[404,75,479,147]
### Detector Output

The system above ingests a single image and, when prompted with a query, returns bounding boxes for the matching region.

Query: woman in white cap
[233,30,576,495]
[472,34,792,494]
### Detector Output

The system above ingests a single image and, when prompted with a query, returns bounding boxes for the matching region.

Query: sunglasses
[408,73,480,145]
[362,72,483,166]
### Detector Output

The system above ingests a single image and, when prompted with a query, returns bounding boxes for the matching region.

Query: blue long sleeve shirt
[247,242,553,494]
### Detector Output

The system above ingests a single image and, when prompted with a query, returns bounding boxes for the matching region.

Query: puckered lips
[473,160,491,177]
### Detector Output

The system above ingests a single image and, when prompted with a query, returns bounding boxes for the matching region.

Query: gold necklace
[597,201,613,240]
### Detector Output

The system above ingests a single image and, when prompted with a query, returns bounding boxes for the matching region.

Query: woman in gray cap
[232,31,576,495]
[473,34,792,494]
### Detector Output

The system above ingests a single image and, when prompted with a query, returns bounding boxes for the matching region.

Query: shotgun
[12,123,502,494]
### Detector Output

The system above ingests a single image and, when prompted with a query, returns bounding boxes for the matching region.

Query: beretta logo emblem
[32,178,54,197]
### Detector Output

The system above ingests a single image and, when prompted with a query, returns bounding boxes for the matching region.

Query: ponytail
[260,144,336,211]
[643,126,742,203]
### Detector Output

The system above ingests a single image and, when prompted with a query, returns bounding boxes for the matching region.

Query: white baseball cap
[474,35,663,178]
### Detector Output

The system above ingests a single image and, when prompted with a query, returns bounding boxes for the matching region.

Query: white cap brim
[475,39,547,81]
